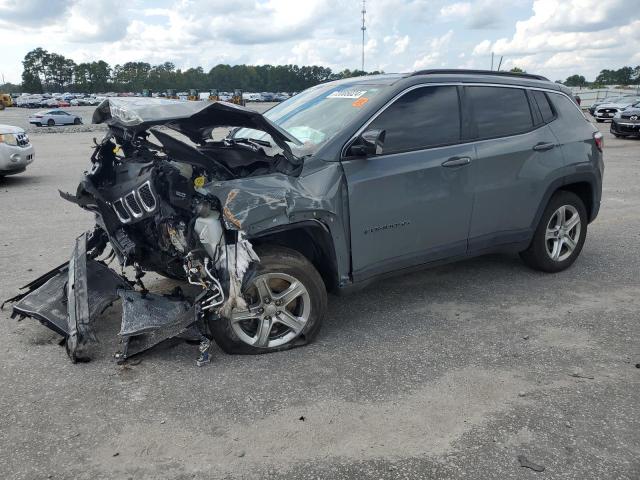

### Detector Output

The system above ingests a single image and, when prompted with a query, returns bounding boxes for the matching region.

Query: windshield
[233,82,388,156]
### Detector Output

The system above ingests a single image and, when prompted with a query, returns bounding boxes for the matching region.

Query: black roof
[410,69,549,81]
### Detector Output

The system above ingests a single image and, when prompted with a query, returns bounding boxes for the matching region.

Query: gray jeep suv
[7,70,604,363]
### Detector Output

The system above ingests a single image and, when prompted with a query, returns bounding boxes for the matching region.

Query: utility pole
[361,0,366,72]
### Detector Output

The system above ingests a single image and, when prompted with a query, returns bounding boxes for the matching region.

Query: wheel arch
[560,181,594,221]
[532,172,600,232]
[248,220,340,292]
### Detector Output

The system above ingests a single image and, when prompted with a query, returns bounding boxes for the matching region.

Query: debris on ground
[517,454,546,472]
[569,372,595,380]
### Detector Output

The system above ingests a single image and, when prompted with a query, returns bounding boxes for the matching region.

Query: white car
[0,124,34,177]
[28,109,83,127]
[593,96,640,122]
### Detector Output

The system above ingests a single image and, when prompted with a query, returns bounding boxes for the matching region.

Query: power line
[361,0,366,72]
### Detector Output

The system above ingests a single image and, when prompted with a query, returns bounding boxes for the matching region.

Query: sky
[0,0,639,85]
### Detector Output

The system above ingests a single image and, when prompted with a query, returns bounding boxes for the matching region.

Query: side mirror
[349,129,386,157]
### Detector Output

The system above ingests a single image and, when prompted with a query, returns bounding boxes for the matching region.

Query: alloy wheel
[230,272,311,348]
[545,205,581,262]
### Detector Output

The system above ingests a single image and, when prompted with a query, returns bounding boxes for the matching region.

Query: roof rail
[410,69,549,81]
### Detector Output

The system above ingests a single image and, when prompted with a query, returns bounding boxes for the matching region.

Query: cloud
[389,35,410,55]
[413,31,454,70]
[0,0,638,85]
[0,0,76,27]
[440,2,471,18]
[65,0,131,43]
[472,0,640,79]
[439,0,509,29]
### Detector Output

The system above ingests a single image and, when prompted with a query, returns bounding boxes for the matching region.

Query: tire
[74,118,81,125]
[36,123,41,127]
[595,119,604,123]
[209,245,327,354]
[47,119,55,127]
[520,191,587,273]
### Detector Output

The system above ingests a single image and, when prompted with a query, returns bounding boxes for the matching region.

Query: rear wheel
[74,117,81,125]
[47,119,55,127]
[209,245,327,354]
[520,191,587,273]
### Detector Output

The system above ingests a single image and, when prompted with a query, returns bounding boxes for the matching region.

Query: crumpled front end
[2,99,293,365]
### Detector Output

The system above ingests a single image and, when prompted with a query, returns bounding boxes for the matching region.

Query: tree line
[4,48,639,94]
[12,48,380,94]
[564,66,640,87]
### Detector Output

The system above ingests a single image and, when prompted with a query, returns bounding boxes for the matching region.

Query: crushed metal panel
[116,290,197,361]
[10,266,70,336]
[9,235,129,361]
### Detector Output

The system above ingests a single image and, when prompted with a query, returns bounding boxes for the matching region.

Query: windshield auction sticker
[327,90,367,99]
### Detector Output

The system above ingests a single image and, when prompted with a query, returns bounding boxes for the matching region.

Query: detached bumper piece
[7,233,129,362]
[115,290,198,362]
[5,232,212,364]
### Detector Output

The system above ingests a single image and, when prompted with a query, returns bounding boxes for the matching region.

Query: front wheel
[47,119,55,127]
[209,245,327,354]
[520,191,587,273]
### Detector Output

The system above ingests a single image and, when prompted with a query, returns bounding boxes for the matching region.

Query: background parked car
[592,96,640,122]
[611,102,640,138]
[28,110,82,127]
[0,124,34,177]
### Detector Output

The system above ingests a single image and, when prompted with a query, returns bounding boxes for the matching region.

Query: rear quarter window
[547,93,587,124]
[531,90,555,123]
[466,86,534,139]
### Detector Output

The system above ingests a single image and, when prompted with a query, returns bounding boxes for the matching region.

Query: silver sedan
[0,124,35,177]
[28,109,82,127]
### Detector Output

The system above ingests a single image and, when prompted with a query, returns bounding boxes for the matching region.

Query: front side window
[467,86,533,139]
[367,85,461,155]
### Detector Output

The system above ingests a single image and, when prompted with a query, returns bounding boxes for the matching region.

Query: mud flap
[115,290,197,362]
[7,233,129,362]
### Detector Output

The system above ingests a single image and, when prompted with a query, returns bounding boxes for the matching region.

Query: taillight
[594,131,603,152]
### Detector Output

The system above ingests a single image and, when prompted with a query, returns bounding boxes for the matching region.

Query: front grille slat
[137,181,156,212]
[124,192,143,217]
[113,182,157,224]
[113,199,131,223]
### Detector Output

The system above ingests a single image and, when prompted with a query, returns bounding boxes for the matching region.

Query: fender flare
[531,171,601,231]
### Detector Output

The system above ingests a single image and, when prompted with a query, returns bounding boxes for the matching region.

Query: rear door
[465,85,566,251]
[341,85,475,280]
[59,111,72,124]
[49,110,63,125]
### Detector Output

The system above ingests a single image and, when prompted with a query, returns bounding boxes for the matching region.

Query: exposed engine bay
[3,98,307,364]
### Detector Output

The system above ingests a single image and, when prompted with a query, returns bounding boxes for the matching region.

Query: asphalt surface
[0,107,638,479]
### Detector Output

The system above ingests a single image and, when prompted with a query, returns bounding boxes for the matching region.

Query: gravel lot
[0,106,638,479]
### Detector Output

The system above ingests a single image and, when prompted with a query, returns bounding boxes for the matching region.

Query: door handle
[532,142,556,151]
[441,156,471,168]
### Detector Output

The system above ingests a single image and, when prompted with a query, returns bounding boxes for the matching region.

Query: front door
[341,85,474,281]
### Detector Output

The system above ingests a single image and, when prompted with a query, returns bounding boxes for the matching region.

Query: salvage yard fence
[568,86,640,108]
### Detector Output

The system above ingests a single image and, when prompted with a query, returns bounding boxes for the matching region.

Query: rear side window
[466,86,533,139]
[531,90,555,123]
[368,85,461,154]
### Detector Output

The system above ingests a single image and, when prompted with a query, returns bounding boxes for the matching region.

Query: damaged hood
[92,97,301,150]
